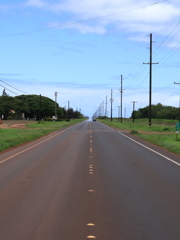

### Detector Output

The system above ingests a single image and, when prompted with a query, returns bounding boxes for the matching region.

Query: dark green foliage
[131,103,179,120]
[0,96,15,119]
[66,108,82,119]
[0,94,66,120]
[97,116,107,119]
[130,129,139,134]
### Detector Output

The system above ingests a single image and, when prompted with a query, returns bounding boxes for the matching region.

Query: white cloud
[24,0,47,8]
[23,0,180,42]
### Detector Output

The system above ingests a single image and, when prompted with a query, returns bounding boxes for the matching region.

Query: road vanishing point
[0,120,180,240]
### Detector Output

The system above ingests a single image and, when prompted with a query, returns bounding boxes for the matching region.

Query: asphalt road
[0,120,180,240]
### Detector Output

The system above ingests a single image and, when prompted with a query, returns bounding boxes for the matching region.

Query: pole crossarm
[143,62,159,64]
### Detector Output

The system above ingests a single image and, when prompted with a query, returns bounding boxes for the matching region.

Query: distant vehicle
[93,118,96,121]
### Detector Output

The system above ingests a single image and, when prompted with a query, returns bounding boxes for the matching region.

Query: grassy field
[98,118,180,155]
[0,119,85,152]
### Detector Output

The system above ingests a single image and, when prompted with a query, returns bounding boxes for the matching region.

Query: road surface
[0,120,180,240]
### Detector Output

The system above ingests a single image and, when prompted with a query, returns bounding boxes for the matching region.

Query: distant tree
[57,107,65,119]
[132,103,179,120]
[15,94,62,120]
[0,96,14,119]
[66,108,74,119]
[2,88,8,96]
[73,110,82,119]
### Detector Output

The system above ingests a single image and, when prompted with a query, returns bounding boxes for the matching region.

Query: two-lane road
[0,120,180,240]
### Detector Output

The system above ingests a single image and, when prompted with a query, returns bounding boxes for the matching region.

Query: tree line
[132,103,180,120]
[0,92,83,120]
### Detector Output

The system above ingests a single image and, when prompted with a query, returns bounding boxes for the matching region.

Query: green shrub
[130,130,139,134]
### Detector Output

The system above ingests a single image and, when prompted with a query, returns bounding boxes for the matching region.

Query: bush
[130,129,139,134]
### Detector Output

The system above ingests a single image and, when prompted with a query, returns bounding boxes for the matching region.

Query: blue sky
[0,0,180,118]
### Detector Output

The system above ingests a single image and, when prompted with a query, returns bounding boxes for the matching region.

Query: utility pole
[143,33,158,126]
[131,101,137,123]
[54,92,58,120]
[110,89,114,122]
[105,96,107,118]
[174,82,180,122]
[39,94,41,122]
[119,75,125,123]
[117,106,120,122]
[102,101,104,116]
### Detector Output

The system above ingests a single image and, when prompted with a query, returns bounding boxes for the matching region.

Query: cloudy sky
[0,0,180,118]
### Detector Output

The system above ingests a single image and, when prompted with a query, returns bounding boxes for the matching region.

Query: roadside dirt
[0,120,36,129]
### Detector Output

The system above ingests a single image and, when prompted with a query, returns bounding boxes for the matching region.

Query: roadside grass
[98,118,180,155]
[27,119,85,129]
[98,118,176,132]
[138,133,180,155]
[0,119,85,152]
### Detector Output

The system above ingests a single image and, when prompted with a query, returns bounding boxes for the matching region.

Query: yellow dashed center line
[87,223,95,226]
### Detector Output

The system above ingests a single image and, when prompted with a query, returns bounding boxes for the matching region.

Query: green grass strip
[0,119,85,152]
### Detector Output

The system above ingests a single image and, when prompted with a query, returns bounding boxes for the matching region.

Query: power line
[0,84,18,95]
[0,1,166,39]
[0,79,29,94]
[153,2,180,48]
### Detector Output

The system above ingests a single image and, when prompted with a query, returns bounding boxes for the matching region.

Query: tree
[0,96,14,119]
[66,108,74,119]
[132,103,179,120]
[2,88,8,96]
[15,95,59,120]
[73,110,82,119]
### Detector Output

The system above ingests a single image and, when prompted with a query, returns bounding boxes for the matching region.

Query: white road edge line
[99,122,180,167]
[0,124,78,164]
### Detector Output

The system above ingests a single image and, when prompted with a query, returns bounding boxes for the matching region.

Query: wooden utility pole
[143,33,158,126]
[105,96,107,118]
[131,101,137,123]
[119,75,125,123]
[110,89,114,122]
[39,94,41,122]
[174,82,180,122]
[55,92,58,120]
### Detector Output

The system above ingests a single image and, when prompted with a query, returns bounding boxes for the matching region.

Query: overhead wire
[124,1,168,90]
[0,0,166,39]
[153,2,180,50]
[0,79,29,95]
[0,83,18,95]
